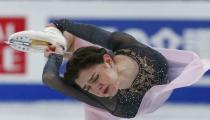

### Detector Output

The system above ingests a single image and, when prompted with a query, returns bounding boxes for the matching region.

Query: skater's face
[75,54,119,97]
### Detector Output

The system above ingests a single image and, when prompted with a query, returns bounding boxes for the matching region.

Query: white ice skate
[7,27,67,53]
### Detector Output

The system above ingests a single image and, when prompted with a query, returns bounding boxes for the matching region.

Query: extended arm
[42,54,84,99]
[42,54,74,96]
[53,19,139,51]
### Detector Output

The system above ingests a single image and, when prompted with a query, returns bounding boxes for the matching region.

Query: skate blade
[7,36,53,52]
[31,39,52,47]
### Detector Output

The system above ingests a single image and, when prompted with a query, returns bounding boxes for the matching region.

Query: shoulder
[108,32,141,51]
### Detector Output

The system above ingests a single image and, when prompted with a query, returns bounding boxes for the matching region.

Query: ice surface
[0,101,209,120]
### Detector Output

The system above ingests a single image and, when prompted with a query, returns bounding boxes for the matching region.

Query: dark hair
[63,46,113,85]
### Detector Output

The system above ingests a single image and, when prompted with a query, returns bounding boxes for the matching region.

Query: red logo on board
[0,18,26,74]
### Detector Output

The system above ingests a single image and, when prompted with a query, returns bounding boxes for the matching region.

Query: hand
[45,24,75,52]
[44,44,64,58]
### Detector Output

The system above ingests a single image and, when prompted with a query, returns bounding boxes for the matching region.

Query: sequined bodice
[112,46,168,118]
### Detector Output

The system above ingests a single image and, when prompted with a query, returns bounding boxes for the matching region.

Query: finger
[44,47,51,52]
[48,45,56,51]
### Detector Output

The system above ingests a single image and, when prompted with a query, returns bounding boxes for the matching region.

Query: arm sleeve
[42,54,73,96]
[53,19,139,51]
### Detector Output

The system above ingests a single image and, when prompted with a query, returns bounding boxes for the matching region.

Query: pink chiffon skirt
[73,38,210,120]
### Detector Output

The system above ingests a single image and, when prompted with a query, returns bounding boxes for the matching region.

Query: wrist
[48,53,63,66]
[63,31,75,52]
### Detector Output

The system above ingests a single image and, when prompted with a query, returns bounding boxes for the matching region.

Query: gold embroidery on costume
[115,48,156,94]
[113,47,168,118]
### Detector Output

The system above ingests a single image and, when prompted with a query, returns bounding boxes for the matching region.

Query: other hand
[44,44,64,58]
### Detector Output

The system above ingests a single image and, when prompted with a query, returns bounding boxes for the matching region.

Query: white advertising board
[0,1,210,86]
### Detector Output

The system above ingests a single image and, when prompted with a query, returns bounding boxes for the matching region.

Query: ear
[103,54,113,67]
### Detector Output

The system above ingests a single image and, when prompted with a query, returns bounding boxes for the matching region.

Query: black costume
[42,19,168,118]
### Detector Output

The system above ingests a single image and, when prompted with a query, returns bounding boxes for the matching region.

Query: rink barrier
[0,84,209,103]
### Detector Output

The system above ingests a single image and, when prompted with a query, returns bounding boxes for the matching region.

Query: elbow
[42,73,56,85]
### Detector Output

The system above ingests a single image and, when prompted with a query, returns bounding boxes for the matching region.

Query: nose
[90,82,105,92]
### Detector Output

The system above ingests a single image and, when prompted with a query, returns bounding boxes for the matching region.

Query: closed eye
[89,74,99,83]
[83,73,99,92]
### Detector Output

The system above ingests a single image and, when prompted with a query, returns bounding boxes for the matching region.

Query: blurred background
[0,0,210,120]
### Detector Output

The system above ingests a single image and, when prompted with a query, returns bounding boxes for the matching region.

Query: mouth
[103,86,109,94]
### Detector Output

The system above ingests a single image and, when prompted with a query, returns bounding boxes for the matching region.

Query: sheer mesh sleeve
[53,19,139,51]
[42,54,68,94]
[42,53,85,99]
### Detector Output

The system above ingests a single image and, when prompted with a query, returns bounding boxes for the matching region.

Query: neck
[114,55,139,89]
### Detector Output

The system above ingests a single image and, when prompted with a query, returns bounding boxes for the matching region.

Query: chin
[97,89,118,98]
[110,90,118,97]
[106,87,118,97]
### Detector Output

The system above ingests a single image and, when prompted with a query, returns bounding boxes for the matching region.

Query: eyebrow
[89,74,99,83]
[82,72,96,89]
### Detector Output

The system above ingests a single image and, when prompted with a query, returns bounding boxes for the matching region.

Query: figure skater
[9,19,210,120]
